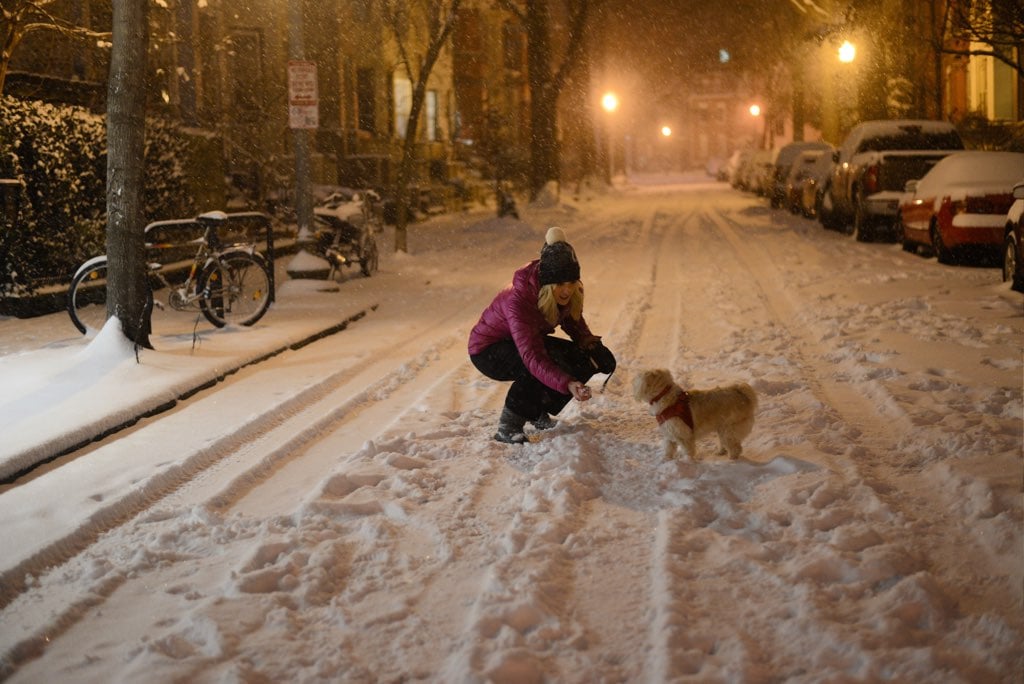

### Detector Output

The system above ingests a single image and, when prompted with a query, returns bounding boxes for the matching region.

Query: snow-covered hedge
[0,96,195,295]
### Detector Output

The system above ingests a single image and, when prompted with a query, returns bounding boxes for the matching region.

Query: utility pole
[287,0,314,241]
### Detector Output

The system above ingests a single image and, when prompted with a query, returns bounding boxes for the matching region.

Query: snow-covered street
[1,174,1021,682]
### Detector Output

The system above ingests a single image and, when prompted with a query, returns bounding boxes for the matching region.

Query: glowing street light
[838,40,856,63]
[602,92,619,183]
[748,104,766,148]
[661,125,672,137]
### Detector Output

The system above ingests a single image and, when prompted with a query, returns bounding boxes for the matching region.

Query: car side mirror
[832,150,840,163]
[904,180,918,194]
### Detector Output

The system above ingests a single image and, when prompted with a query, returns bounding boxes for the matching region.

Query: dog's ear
[654,368,673,386]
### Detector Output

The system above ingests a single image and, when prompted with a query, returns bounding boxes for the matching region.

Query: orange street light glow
[839,40,856,63]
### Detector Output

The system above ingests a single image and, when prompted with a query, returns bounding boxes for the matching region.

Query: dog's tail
[738,383,758,411]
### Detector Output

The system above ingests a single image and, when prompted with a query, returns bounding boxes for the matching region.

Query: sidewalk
[0,273,381,482]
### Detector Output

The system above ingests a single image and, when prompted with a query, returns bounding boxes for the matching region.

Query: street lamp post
[601,92,619,184]
[823,40,857,143]
[749,103,764,148]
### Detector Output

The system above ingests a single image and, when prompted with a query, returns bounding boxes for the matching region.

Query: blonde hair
[538,281,584,325]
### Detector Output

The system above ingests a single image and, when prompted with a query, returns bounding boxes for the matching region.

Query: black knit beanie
[538,227,580,286]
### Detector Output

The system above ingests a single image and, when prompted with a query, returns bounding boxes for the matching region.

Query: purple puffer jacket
[468,260,597,393]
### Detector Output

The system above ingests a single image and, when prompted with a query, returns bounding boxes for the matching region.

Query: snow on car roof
[915,151,1024,201]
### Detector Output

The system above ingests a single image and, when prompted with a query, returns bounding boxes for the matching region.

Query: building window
[228,30,264,121]
[394,74,412,138]
[502,22,526,72]
[357,68,376,133]
[426,90,438,141]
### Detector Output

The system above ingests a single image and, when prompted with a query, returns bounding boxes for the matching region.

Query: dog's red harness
[651,385,694,430]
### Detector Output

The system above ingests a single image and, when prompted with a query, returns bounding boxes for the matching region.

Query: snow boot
[531,413,557,431]
[494,407,528,444]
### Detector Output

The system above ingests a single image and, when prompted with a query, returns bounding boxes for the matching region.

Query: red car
[1004,180,1024,292]
[896,151,1024,263]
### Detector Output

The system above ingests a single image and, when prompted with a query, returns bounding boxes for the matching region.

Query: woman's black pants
[470,336,597,421]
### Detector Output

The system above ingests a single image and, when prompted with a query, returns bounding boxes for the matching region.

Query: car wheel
[931,222,954,264]
[895,214,915,252]
[853,196,871,241]
[818,188,839,230]
[1003,232,1018,284]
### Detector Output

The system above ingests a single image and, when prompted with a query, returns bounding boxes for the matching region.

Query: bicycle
[311,189,381,279]
[68,210,274,334]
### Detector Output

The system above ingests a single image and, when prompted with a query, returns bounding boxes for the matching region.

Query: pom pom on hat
[546,226,567,245]
[539,226,580,286]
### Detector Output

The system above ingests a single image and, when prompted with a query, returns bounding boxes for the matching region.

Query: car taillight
[954,195,1012,214]
[863,164,879,193]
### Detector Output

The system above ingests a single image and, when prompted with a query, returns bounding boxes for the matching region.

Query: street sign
[288,61,319,130]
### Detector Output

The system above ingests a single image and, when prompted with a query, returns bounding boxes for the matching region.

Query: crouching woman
[468,227,616,444]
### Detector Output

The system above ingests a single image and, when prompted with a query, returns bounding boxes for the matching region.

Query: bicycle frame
[145,211,268,311]
[144,208,278,305]
[68,211,276,334]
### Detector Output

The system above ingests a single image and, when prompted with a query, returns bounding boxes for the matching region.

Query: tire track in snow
[702,205,915,466]
[0,295,487,671]
[430,208,684,680]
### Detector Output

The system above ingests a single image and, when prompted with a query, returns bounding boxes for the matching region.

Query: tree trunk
[524,0,555,200]
[389,0,461,254]
[393,98,423,254]
[520,0,593,200]
[529,84,560,198]
[106,0,152,348]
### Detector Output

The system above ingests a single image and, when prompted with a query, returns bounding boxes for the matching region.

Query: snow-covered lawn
[1,174,1021,682]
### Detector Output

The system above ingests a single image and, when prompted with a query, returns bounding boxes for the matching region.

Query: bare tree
[0,0,110,93]
[106,0,152,347]
[497,0,596,200]
[940,0,1024,76]
[380,0,462,254]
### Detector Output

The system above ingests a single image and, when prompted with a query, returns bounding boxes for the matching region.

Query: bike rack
[144,211,276,303]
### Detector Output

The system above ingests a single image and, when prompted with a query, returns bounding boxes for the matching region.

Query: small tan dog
[632,368,757,461]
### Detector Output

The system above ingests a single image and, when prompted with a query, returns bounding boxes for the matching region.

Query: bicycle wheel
[360,231,379,277]
[67,257,110,334]
[198,250,272,327]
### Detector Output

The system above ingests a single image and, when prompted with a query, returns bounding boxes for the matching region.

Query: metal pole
[288,0,314,240]
[607,125,614,183]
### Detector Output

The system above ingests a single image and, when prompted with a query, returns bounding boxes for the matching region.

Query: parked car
[746,148,778,196]
[824,119,964,240]
[896,151,1024,263]
[729,149,755,189]
[706,156,727,181]
[801,146,836,219]
[769,141,832,209]
[1004,180,1024,292]
[783,149,826,214]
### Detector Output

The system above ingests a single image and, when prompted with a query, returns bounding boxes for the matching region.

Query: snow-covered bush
[0,96,194,296]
